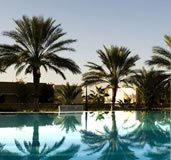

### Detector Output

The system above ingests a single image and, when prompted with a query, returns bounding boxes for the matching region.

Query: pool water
[0,111,170,160]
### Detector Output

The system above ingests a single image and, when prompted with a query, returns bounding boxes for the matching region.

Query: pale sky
[0,0,170,85]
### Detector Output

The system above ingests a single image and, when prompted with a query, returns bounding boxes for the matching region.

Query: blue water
[0,111,170,160]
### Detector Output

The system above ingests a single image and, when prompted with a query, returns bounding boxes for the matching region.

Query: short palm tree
[0,16,81,111]
[146,35,171,70]
[55,82,82,105]
[82,45,139,110]
[128,68,169,108]
[87,86,108,106]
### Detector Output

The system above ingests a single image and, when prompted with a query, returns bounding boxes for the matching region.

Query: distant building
[105,87,136,103]
[0,82,54,104]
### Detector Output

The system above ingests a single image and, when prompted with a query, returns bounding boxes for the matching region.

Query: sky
[0,0,170,85]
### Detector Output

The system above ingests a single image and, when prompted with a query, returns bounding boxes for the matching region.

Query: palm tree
[146,35,171,70]
[87,86,108,107]
[82,45,139,110]
[146,35,171,106]
[128,68,169,108]
[0,16,81,111]
[55,82,82,105]
[80,112,137,160]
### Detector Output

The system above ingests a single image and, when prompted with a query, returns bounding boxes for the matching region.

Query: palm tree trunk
[33,67,40,112]
[85,84,88,111]
[97,98,100,108]
[111,85,117,111]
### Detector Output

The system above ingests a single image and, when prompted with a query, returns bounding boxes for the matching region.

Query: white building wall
[105,88,136,103]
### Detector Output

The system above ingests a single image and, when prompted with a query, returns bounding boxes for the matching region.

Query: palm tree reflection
[0,143,20,160]
[80,112,137,160]
[15,115,80,160]
[124,112,170,160]
[58,115,81,133]
[124,112,170,148]
[145,145,171,160]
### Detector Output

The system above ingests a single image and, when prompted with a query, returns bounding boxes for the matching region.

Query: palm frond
[0,15,80,81]
[164,35,171,48]
[146,35,171,70]
[83,45,138,90]
[55,82,82,104]
[16,64,27,76]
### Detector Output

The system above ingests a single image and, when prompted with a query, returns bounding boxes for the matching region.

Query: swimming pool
[0,111,170,160]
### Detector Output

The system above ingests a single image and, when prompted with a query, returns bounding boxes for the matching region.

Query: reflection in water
[125,112,170,160]
[80,112,137,160]
[145,146,171,160]
[0,143,20,160]
[15,137,80,160]
[0,112,170,159]
[54,114,81,133]
[14,115,80,160]
[125,112,170,147]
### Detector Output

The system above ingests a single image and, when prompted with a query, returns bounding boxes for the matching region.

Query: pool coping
[0,109,170,114]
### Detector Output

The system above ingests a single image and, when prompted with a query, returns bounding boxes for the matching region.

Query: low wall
[0,103,170,112]
[0,103,58,112]
[58,105,84,111]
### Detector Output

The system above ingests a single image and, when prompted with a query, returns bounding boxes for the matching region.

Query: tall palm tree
[55,82,82,105]
[128,68,169,108]
[146,35,171,106]
[0,16,81,111]
[146,35,171,70]
[80,112,137,160]
[82,45,139,110]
